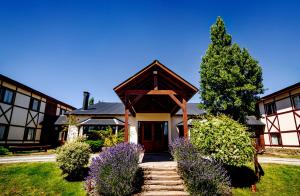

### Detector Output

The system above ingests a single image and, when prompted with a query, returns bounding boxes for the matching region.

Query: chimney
[82,91,90,110]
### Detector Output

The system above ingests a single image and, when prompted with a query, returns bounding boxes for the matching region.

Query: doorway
[138,121,168,153]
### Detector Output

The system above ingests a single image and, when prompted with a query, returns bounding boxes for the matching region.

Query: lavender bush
[178,158,231,195]
[86,142,143,196]
[169,137,199,161]
[170,138,231,195]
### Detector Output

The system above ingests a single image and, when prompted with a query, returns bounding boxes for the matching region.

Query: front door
[139,121,168,153]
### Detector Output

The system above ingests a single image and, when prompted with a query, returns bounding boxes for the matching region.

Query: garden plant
[86,142,143,196]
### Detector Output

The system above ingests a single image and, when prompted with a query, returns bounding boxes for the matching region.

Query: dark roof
[80,118,124,126]
[259,82,300,102]
[0,74,75,109]
[70,102,125,115]
[176,103,205,115]
[246,116,265,126]
[70,102,205,116]
[54,115,68,125]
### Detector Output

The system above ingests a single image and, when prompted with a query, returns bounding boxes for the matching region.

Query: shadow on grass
[64,167,89,182]
[225,165,258,188]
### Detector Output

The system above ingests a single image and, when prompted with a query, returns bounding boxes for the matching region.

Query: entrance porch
[114,60,198,152]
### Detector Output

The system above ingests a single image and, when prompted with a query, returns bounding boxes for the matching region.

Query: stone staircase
[136,162,189,196]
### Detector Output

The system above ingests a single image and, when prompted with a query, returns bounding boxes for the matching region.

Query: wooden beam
[124,96,129,142]
[154,71,158,90]
[169,94,183,108]
[182,98,188,138]
[125,90,177,95]
[128,95,143,108]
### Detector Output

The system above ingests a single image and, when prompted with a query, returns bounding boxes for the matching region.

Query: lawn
[0,162,85,195]
[0,162,299,195]
[233,164,300,195]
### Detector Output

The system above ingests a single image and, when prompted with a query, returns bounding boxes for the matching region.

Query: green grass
[233,164,300,196]
[0,162,86,195]
[0,162,299,195]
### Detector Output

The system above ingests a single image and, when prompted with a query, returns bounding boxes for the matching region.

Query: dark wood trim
[124,96,129,142]
[182,98,188,138]
[265,144,300,147]
[125,90,177,95]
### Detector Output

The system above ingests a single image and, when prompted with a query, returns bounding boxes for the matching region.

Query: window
[292,95,300,109]
[60,109,66,115]
[0,124,8,141]
[0,88,14,104]
[265,102,277,115]
[270,133,282,145]
[30,98,40,111]
[25,128,35,141]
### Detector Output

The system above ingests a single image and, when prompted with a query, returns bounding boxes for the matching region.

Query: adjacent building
[0,74,75,146]
[258,82,300,148]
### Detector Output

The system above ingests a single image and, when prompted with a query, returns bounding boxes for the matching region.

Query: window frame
[270,132,282,146]
[0,87,15,105]
[0,124,8,141]
[24,127,36,141]
[29,97,41,111]
[265,102,277,115]
[292,94,300,109]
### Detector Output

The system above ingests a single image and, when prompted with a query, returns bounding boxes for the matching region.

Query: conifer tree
[200,17,264,123]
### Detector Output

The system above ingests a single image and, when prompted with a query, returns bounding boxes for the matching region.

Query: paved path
[1,154,300,165]
[0,154,100,164]
[257,156,300,166]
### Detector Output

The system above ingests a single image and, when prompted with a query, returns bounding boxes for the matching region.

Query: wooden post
[153,71,158,90]
[182,98,188,138]
[124,96,129,142]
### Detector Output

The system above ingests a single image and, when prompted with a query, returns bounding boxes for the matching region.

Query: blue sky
[0,0,299,108]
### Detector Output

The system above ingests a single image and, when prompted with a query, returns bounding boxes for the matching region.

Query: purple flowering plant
[86,142,144,196]
[170,137,231,195]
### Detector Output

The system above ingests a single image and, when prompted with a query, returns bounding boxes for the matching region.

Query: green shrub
[56,141,91,178]
[0,146,9,155]
[191,115,254,166]
[85,140,103,152]
[87,130,102,140]
[100,127,124,147]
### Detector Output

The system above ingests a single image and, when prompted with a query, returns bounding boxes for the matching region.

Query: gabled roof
[0,74,75,109]
[113,60,198,114]
[80,118,124,126]
[114,60,198,93]
[259,82,300,102]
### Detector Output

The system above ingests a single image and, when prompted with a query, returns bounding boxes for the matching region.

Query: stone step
[143,170,178,176]
[136,191,189,196]
[142,184,185,192]
[144,180,184,186]
[144,175,181,181]
[142,167,177,172]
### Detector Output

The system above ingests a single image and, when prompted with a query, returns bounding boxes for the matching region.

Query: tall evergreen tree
[200,17,264,123]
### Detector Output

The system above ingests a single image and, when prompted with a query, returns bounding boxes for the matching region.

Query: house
[0,74,75,147]
[258,82,300,148]
[57,60,263,152]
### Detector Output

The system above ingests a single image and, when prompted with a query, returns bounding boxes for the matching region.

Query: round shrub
[56,141,91,178]
[85,140,104,152]
[0,146,9,155]
[86,142,143,196]
[191,115,254,166]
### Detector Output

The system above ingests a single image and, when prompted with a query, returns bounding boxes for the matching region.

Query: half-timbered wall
[0,78,74,146]
[259,87,300,148]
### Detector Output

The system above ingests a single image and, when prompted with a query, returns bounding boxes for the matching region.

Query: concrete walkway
[257,156,300,166]
[1,154,300,165]
[0,154,100,164]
